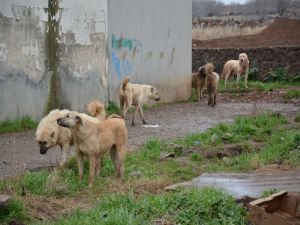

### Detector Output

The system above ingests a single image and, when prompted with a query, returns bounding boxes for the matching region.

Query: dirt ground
[192,18,300,48]
[0,88,299,179]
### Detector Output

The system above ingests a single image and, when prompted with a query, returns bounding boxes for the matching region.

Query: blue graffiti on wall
[111,50,133,78]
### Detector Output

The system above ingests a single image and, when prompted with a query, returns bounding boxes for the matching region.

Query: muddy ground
[0,88,299,179]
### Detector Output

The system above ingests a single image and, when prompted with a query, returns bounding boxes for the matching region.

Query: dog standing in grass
[119,77,160,126]
[36,101,106,167]
[205,63,220,107]
[57,112,128,187]
[192,66,206,102]
[222,53,249,89]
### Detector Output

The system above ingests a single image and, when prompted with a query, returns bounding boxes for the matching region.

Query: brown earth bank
[193,18,300,49]
[0,87,299,179]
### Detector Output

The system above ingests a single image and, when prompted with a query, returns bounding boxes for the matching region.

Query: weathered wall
[107,0,192,104]
[0,0,107,120]
[193,46,300,81]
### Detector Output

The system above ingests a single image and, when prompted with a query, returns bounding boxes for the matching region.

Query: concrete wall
[0,0,108,120]
[107,0,192,104]
[193,47,300,81]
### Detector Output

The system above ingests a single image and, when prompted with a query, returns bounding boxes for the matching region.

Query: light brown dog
[205,63,220,107]
[119,77,160,126]
[192,66,206,102]
[57,112,128,187]
[36,101,106,167]
[222,53,249,89]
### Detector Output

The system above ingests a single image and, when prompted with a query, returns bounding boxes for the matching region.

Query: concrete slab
[166,171,300,198]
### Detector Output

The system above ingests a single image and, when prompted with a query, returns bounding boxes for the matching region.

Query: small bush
[0,198,26,225]
[268,68,300,83]
[284,90,300,99]
[248,67,259,81]
[0,116,38,133]
[295,113,300,123]
[106,101,120,115]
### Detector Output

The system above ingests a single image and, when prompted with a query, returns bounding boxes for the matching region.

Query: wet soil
[0,89,299,179]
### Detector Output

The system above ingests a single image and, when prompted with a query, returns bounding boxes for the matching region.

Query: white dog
[119,77,160,126]
[222,53,249,89]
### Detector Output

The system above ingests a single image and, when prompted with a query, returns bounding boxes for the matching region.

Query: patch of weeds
[247,67,259,81]
[35,188,246,225]
[0,116,38,134]
[190,152,203,162]
[260,188,278,198]
[106,101,120,115]
[0,198,27,225]
[269,68,300,83]
[295,113,300,123]
[189,88,198,102]
[283,89,300,99]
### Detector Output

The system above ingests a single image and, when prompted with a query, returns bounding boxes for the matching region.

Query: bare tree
[275,0,291,17]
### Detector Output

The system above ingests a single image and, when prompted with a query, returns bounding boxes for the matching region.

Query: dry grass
[192,25,266,41]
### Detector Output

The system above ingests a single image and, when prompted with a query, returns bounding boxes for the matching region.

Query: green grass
[106,101,121,115]
[0,116,38,134]
[0,198,27,225]
[295,113,300,123]
[1,113,299,224]
[34,188,246,225]
[284,89,300,99]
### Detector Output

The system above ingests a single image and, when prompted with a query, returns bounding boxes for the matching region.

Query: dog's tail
[107,114,122,119]
[122,76,130,91]
[87,100,106,121]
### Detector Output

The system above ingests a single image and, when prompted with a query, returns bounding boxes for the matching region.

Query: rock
[55,185,69,195]
[129,171,142,178]
[211,133,219,144]
[167,143,183,151]
[222,133,232,140]
[0,195,11,207]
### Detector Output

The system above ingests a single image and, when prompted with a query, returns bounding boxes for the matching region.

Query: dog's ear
[75,116,83,125]
[151,87,154,93]
[50,132,55,138]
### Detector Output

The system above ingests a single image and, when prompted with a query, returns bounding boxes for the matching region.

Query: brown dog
[222,53,249,89]
[205,63,220,107]
[57,112,128,187]
[192,66,206,102]
[119,77,160,126]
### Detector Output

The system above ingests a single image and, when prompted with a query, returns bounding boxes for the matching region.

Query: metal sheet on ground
[166,172,300,198]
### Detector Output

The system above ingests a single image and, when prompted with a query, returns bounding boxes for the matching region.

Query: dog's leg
[116,146,126,178]
[244,69,249,88]
[131,106,138,126]
[95,156,102,177]
[77,151,84,181]
[59,144,70,167]
[236,73,241,89]
[138,106,147,124]
[88,155,96,188]
[196,86,201,102]
[213,93,217,107]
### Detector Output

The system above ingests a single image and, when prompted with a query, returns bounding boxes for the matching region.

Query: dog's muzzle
[155,97,160,101]
[39,144,48,154]
[57,118,68,127]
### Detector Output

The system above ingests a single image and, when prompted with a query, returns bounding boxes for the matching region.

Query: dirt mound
[193,18,300,49]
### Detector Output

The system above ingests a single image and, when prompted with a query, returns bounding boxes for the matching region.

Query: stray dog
[222,53,249,89]
[57,112,128,187]
[205,63,220,107]
[119,77,160,126]
[36,101,106,167]
[192,66,206,102]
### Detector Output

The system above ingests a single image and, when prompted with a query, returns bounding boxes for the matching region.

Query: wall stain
[160,52,164,59]
[170,47,175,64]
[44,0,61,114]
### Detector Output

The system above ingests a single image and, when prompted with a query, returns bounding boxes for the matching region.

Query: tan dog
[57,112,128,187]
[222,53,249,89]
[192,66,206,102]
[119,77,160,126]
[36,101,106,167]
[205,63,220,107]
